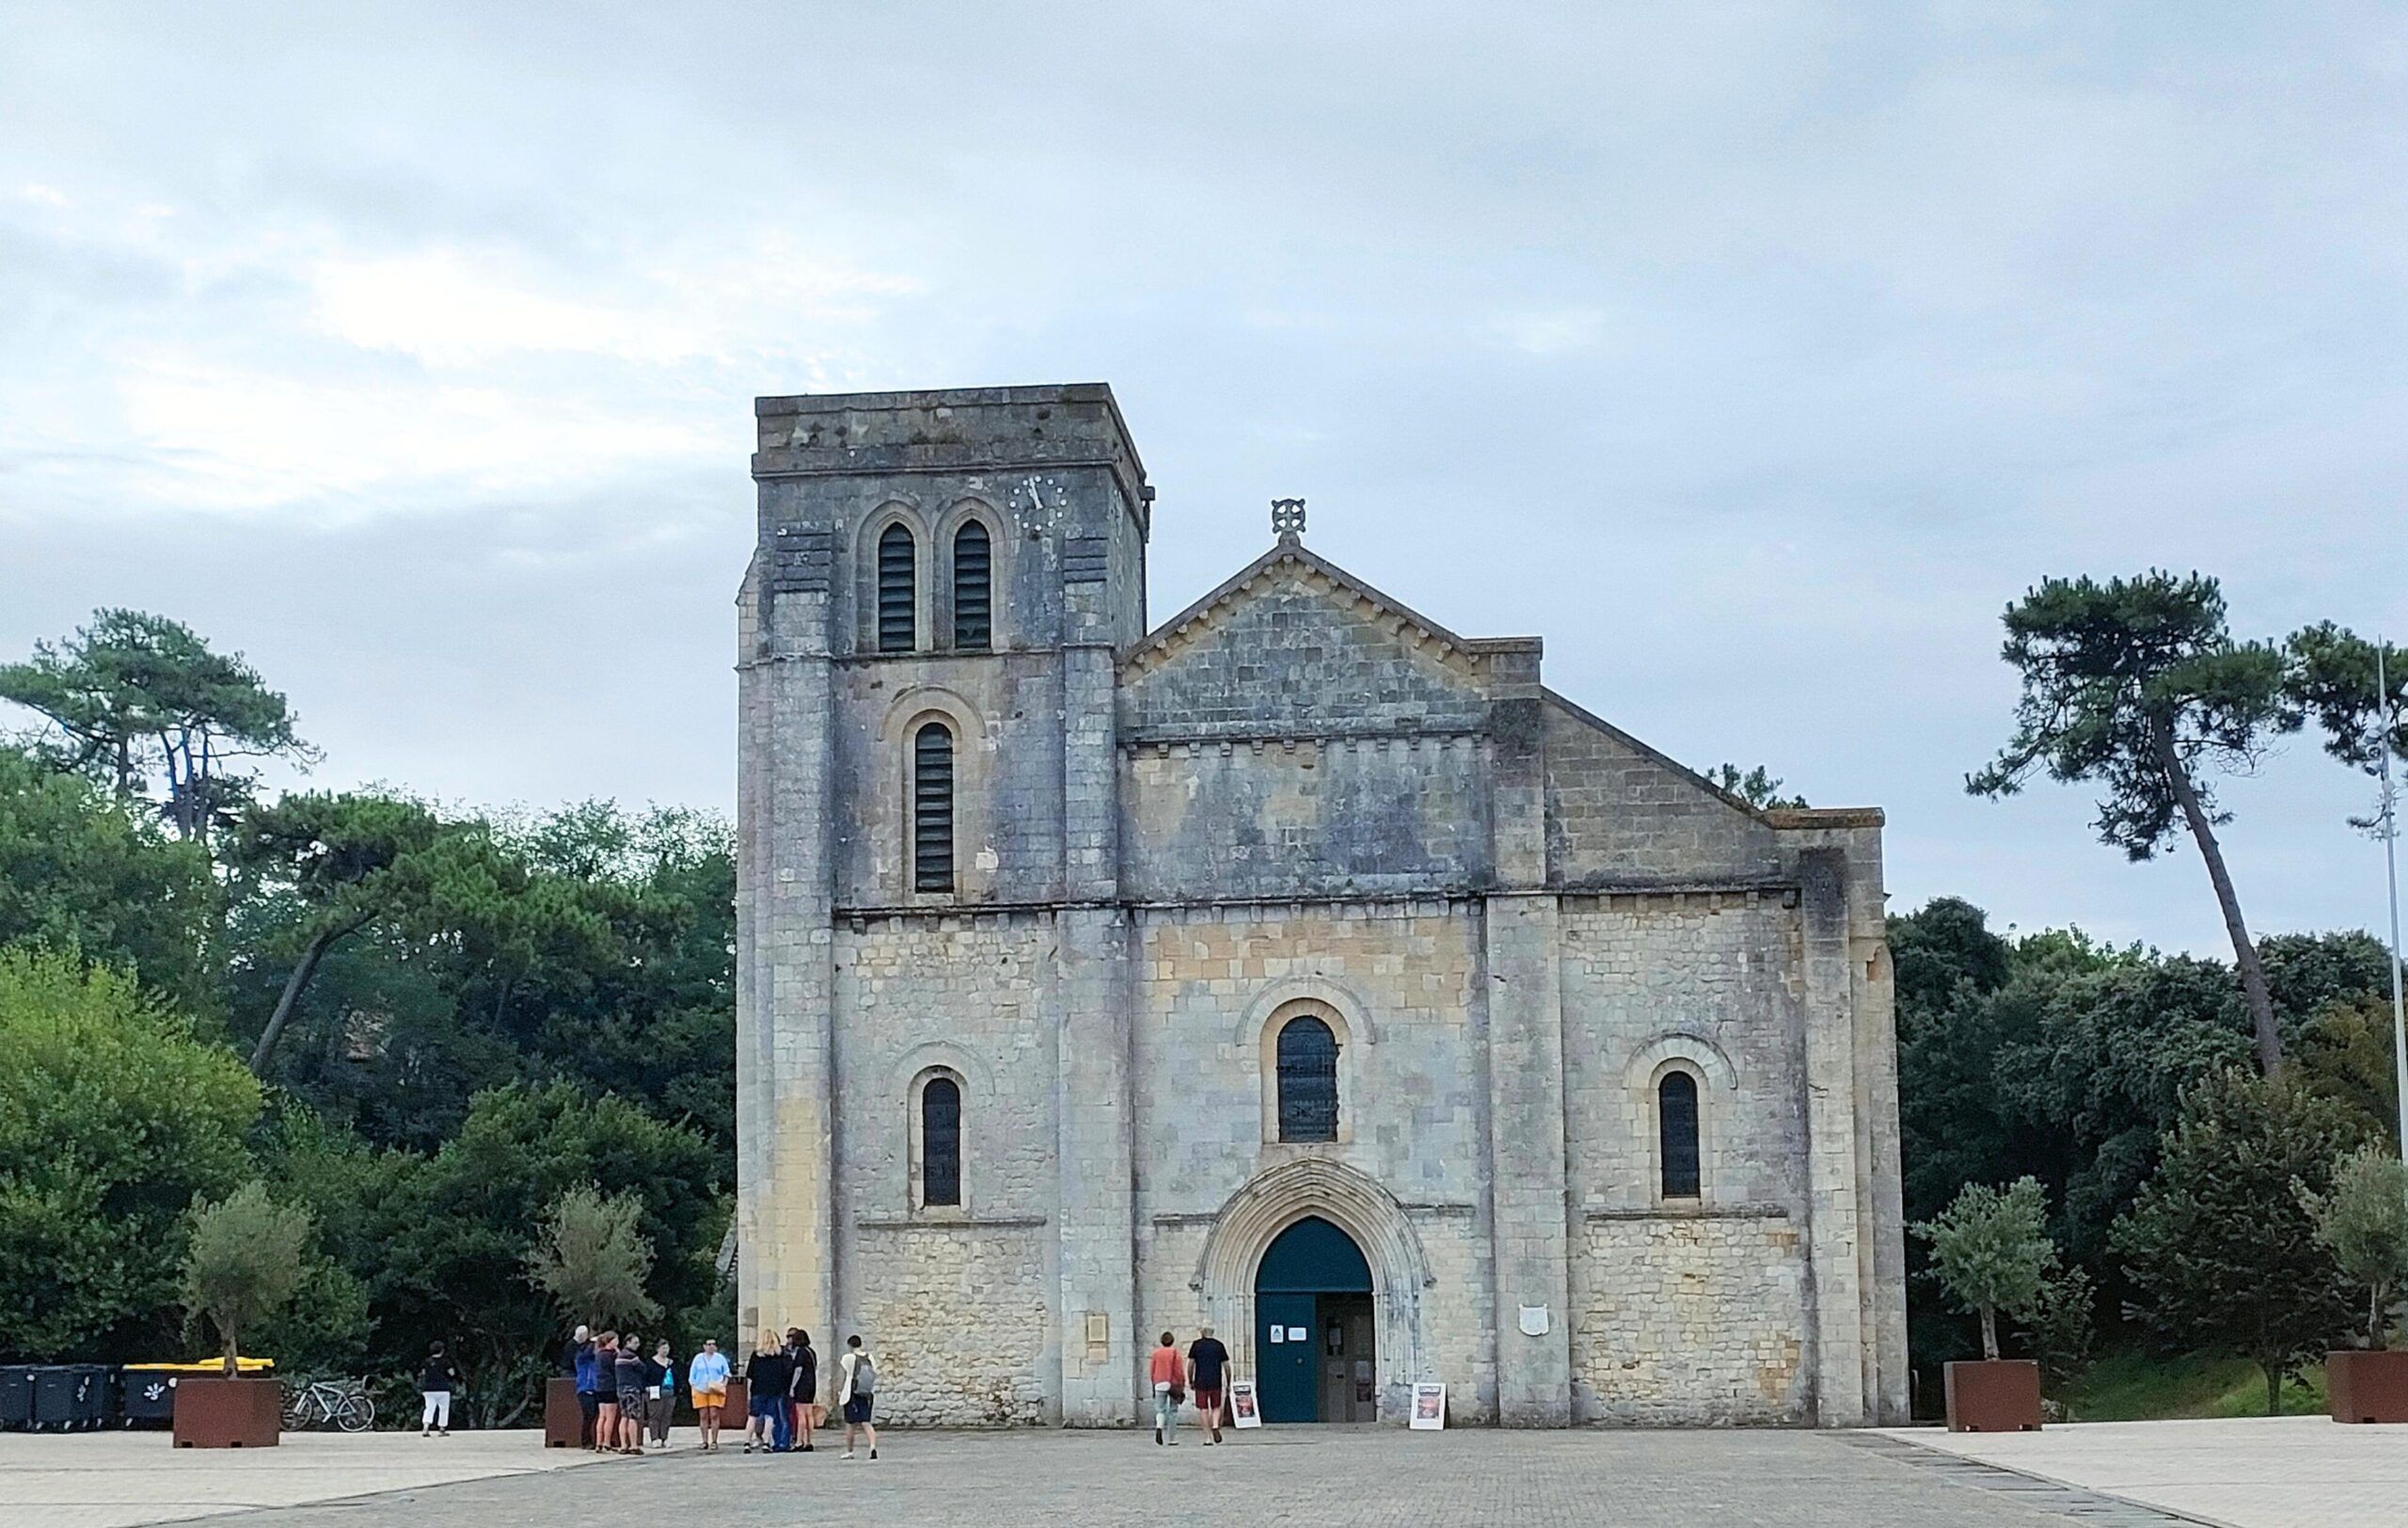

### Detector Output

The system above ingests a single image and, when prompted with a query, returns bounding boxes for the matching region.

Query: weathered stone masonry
[735,383,1908,1427]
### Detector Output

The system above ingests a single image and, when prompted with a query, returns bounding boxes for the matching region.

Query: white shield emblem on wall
[1517,1304,1549,1337]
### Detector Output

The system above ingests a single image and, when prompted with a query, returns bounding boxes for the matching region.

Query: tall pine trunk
[2153,726,2283,1074]
[1979,1303,2000,1361]
[249,921,347,1074]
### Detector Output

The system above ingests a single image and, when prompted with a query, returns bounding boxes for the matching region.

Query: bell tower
[734,385,1151,1422]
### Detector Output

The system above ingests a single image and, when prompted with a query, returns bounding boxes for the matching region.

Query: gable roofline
[1539,687,1769,824]
[1541,688,1883,830]
[1124,538,1535,675]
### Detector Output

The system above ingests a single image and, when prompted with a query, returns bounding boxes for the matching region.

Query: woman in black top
[419,1342,463,1436]
[787,1329,818,1452]
[742,1331,788,1455]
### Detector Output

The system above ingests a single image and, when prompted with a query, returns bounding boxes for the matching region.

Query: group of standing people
[569,1326,684,1454]
[740,1329,880,1459]
[564,1324,880,1460]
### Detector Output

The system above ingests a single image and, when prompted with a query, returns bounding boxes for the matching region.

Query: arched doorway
[1254,1216,1377,1423]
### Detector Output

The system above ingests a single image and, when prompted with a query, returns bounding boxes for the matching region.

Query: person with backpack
[786,1329,819,1453]
[613,1332,650,1454]
[688,1338,731,1453]
[742,1329,788,1455]
[1148,1330,1184,1445]
[836,1334,879,1460]
[420,1341,463,1437]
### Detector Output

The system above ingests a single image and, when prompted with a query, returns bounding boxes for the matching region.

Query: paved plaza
[1885,1415,2408,1528]
[10,1418,2408,1528]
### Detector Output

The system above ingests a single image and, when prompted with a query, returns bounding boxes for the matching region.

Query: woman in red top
[1149,1332,1184,1444]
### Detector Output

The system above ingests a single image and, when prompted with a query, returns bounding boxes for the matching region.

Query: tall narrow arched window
[920,1075,961,1207]
[1658,1070,1702,1199]
[1275,1015,1339,1142]
[878,523,916,652]
[911,722,954,892]
[952,522,991,651]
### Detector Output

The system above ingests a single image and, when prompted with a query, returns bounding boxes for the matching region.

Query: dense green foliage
[2112,1071,2365,1414]
[1893,897,2399,1407]
[0,615,735,1422]
[0,947,260,1359]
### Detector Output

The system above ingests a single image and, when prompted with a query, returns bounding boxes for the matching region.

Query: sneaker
[869,1447,877,1459]
[843,1450,856,1459]
[743,1441,754,1454]
[421,1428,431,1438]
[438,1429,450,1437]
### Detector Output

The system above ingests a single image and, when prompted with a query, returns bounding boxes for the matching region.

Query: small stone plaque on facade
[1517,1305,1550,1337]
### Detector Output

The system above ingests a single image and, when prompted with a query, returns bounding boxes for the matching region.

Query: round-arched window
[921,1074,961,1207]
[1275,1015,1339,1143]
[1658,1070,1702,1199]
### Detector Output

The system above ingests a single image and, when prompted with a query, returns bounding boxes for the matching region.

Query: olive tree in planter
[177,1182,313,1447]
[2303,1145,2408,1422]
[1914,1176,2056,1431]
[525,1185,658,1447]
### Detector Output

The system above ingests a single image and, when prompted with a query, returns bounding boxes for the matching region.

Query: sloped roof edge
[1125,539,1507,672]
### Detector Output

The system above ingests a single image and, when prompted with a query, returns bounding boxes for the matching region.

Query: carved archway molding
[1188,1156,1435,1418]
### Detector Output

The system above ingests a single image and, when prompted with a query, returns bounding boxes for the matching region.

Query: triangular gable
[1119,542,1494,738]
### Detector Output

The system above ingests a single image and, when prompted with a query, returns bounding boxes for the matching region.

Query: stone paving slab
[1878,1415,2408,1528]
[156,1426,2067,1527]
[0,1428,605,1528]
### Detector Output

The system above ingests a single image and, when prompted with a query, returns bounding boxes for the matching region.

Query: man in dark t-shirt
[1187,1327,1231,1443]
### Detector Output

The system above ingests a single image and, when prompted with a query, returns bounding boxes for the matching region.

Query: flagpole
[2380,638,2407,1166]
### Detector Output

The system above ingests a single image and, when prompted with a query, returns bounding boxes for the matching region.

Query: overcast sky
[4,3,2405,954]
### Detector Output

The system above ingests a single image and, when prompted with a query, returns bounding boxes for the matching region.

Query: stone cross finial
[1272,498,1307,541]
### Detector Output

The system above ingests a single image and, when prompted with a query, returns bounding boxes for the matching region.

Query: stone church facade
[734,383,1909,1428]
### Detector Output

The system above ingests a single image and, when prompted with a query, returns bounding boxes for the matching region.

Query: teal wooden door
[1257,1292,1318,1423]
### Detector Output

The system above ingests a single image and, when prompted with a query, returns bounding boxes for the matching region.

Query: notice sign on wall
[1228,1379,1262,1428]
[1410,1382,1446,1430]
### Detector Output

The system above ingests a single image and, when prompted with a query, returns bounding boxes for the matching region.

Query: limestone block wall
[1130,902,1486,1205]
[1542,696,1784,886]
[1556,894,1814,1424]
[1127,901,1496,1420]
[1118,563,1490,740]
[1558,895,1808,1215]
[829,654,1067,906]
[848,1223,1052,1425]
[1119,740,1493,901]
[1573,1215,1809,1425]
[826,913,1060,1424]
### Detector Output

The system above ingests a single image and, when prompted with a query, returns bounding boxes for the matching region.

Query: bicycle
[281,1376,376,1432]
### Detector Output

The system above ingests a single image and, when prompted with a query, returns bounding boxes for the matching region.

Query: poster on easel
[1409,1381,1446,1430]
[1228,1379,1262,1428]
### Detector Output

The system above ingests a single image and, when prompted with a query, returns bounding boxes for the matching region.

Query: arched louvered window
[921,1074,961,1207]
[1658,1070,1702,1199]
[911,722,954,893]
[878,523,916,652]
[1275,1015,1339,1143]
[952,521,991,651]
